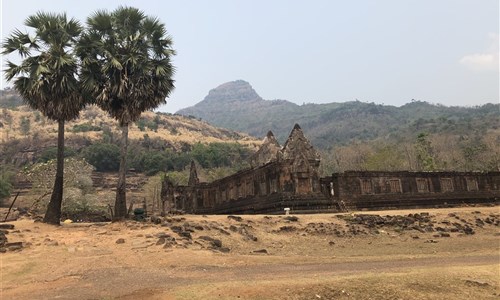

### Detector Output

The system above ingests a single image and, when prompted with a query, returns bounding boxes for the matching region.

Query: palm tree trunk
[114,123,129,221]
[43,120,65,225]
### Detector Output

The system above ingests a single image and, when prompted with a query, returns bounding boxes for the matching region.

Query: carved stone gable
[281,124,320,166]
[249,131,281,167]
[292,154,311,173]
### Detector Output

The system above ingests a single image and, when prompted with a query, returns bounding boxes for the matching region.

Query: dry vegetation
[0,105,261,150]
[1,206,498,299]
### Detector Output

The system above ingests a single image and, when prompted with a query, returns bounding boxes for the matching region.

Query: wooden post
[3,192,20,222]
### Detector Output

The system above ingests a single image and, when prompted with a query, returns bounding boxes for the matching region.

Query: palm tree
[78,6,175,220]
[2,12,85,225]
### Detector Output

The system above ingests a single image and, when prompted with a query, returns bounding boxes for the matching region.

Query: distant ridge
[177,80,500,149]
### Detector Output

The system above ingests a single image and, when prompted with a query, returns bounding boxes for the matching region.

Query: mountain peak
[204,80,262,103]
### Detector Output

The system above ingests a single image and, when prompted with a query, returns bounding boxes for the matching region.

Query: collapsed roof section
[249,130,281,167]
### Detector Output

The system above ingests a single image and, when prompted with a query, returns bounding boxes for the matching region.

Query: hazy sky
[1,0,499,113]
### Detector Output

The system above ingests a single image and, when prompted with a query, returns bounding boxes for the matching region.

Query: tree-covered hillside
[177,80,499,149]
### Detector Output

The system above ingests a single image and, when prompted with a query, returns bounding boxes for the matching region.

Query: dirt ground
[1,206,499,300]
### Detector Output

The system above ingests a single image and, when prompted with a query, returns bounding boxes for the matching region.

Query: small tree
[143,174,163,214]
[415,133,436,171]
[2,109,13,129]
[143,152,169,176]
[0,166,14,202]
[20,116,31,137]
[82,143,120,172]
[2,108,13,140]
[25,158,95,214]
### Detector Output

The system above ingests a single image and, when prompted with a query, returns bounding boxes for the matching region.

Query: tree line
[320,131,499,175]
[35,141,251,175]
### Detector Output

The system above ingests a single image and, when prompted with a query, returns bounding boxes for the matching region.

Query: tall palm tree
[2,12,85,225]
[78,6,175,220]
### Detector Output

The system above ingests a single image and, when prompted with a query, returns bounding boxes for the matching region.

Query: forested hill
[177,80,500,149]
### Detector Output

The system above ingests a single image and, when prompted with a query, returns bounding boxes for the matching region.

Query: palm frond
[79,6,175,125]
[4,11,85,122]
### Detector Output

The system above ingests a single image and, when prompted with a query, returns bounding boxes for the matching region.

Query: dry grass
[165,265,499,300]
[0,106,261,150]
[0,206,499,299]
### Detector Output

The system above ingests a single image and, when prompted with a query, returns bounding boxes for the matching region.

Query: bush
[20,116,30,136]
[135,117,158,132]
[164,170,189,186]
[0,170,13,200]
[25,158,96,215]
[82,143,120,172]
[61,190,110,222]
[72,122,102,133]
[129,150,173,175]
[143,153,169,175]
[191,142,252,168]
[37,146,76,163]
[127,143,252,175]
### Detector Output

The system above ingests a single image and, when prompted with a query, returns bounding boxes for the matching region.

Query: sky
[1,0,499,113]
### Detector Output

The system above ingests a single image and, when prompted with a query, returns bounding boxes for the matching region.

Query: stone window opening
[466,177,479,191]
[388,179,402,193]
[416,178,429,193]
[440,178,454,192]
[360,179,373,194]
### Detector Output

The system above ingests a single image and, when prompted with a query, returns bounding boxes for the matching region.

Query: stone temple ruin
[161,124,500,214]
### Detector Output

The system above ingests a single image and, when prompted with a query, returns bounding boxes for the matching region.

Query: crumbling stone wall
[162,124,499,215]
[324,171,500,210]
[164,124,329,214]
[249,131,281,167]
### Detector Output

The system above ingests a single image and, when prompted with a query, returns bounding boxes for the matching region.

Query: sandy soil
[1,206,499,299]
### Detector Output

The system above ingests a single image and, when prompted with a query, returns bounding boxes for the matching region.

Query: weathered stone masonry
[324,171,500,211]
[162,124,500,214]
[163,125,335,214]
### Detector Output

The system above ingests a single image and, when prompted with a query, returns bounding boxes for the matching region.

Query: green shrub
[37,147,77,163]
[82,143,120,172]
[143,153,169,175]
[72,122,102,132]
[191,142,251,168]
[135,117,158,132]
[0,169,13,200]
